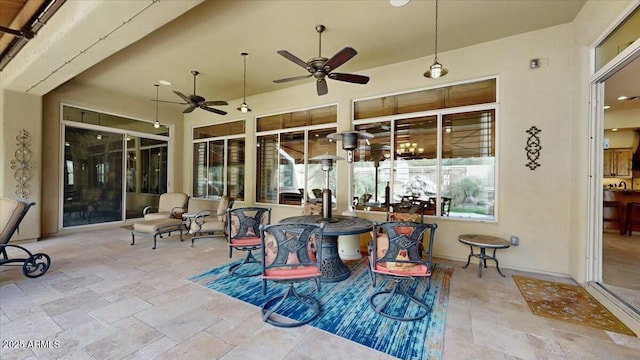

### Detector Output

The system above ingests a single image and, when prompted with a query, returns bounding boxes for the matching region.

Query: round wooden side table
[458,234,510,278]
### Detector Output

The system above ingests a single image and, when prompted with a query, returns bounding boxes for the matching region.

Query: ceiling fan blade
[328,72,370,84]
[151,99,187,105]
[200,105,227,115]
[277,50,311,70]
[317,78,328,96]
[173,90,191,103]
[322,47,357,72]
[273,74,313,83]
[183,105,196,113]
[203,100,228,106]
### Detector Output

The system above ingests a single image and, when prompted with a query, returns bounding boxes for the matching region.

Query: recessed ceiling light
[603,105,611,110]
[617,96,628,101]
[390,0,410,7]
[158,80,172,86]
[612,128,618,131]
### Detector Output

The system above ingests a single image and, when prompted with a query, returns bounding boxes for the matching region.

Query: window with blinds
[354,78,496,120]
[192,120,245,200]
[255,105,337,206]
[352,78,497,221]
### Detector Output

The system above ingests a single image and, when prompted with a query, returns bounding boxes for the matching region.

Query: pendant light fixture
[153,84,161,128]
[237,52,252,113]
[96,113,103,140]
[424,0,448,79]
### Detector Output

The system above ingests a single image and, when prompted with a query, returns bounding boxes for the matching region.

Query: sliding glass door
[63,127,124,226]
[62,105,170,227]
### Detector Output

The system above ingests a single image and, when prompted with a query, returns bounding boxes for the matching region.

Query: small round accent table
[458,234,510,278]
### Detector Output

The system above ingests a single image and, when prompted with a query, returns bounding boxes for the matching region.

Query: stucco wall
[182,23,577,275]
[1,89,42,240]
[40,82,185,235]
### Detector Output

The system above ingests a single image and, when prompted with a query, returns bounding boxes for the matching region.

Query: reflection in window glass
[192,121,246,201]
[192,139,245,201]
[442,110,495,219]
[63,127,123,227]
[279,131,305,205]
[193,143,207,198]
[595,6,640,71]
[208,140,224,198]
[353,79,497,220]
[394,116,438,204]
[257,130,338,206]
[256,105,337,206]
[308,128,337,204]
[256,134,279,204]
[227,139,245,201]
[353,122,392,209]
[255,128,337,206]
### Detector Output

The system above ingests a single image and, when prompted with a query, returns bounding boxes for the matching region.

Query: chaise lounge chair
[0,197,51,278]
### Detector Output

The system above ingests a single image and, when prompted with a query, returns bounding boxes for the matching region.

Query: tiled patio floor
[1,227,639,359]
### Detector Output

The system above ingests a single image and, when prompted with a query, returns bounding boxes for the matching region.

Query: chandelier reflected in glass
[397,142,424,156]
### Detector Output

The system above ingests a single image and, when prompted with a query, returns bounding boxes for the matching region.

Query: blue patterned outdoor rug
[190,259,452,360]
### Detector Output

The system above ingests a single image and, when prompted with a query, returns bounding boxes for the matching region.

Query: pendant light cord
[434,0,439,61]
[156,85,159,120]
[243,55,247,102]
[154,84,160,127]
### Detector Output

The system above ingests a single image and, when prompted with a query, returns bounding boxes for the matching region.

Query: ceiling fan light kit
[424,0,448,79]
[273,24,370,96]
[237,52,252,113]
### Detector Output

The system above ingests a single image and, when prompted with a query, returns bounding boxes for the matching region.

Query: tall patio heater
[326,131,374,215]
[309,153,344,222]
[326,131,373,260]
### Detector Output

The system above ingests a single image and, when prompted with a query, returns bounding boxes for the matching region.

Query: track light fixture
[237,52,252,113]
[424,0,448,79]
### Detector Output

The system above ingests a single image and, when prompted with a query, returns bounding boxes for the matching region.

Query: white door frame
[587,39,640,283]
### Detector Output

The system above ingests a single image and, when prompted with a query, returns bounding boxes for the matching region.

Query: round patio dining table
[279,215,373,282]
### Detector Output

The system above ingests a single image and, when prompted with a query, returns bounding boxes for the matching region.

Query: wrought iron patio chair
[368,221,437,321]
[259,222,324,327]
[1,198,51,278]
[227,207,271,277]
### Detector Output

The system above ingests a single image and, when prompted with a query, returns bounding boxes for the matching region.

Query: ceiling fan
[273,24,370,96]
[165,70,228,115]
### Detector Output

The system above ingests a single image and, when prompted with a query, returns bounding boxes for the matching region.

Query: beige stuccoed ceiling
[3,0,590,106]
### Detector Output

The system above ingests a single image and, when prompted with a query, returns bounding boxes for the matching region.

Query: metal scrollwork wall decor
[525,126,541,170]
[10,129,34,199]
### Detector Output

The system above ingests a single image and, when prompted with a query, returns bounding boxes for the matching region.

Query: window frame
[191,120,246,201]
[352,77,499,223]
[255,104,339,207]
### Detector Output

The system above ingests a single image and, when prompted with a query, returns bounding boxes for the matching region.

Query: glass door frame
[59,108,171,229]
[586,4,640,329]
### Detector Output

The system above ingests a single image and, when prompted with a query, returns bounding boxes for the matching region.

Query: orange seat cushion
[263,266,320,279]
[230,236,261,247]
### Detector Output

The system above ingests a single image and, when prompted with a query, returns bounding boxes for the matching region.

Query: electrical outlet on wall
[510,236,519,246]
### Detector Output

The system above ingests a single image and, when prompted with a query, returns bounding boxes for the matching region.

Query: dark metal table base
[319,235,350,282]
[462,245,506,278]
